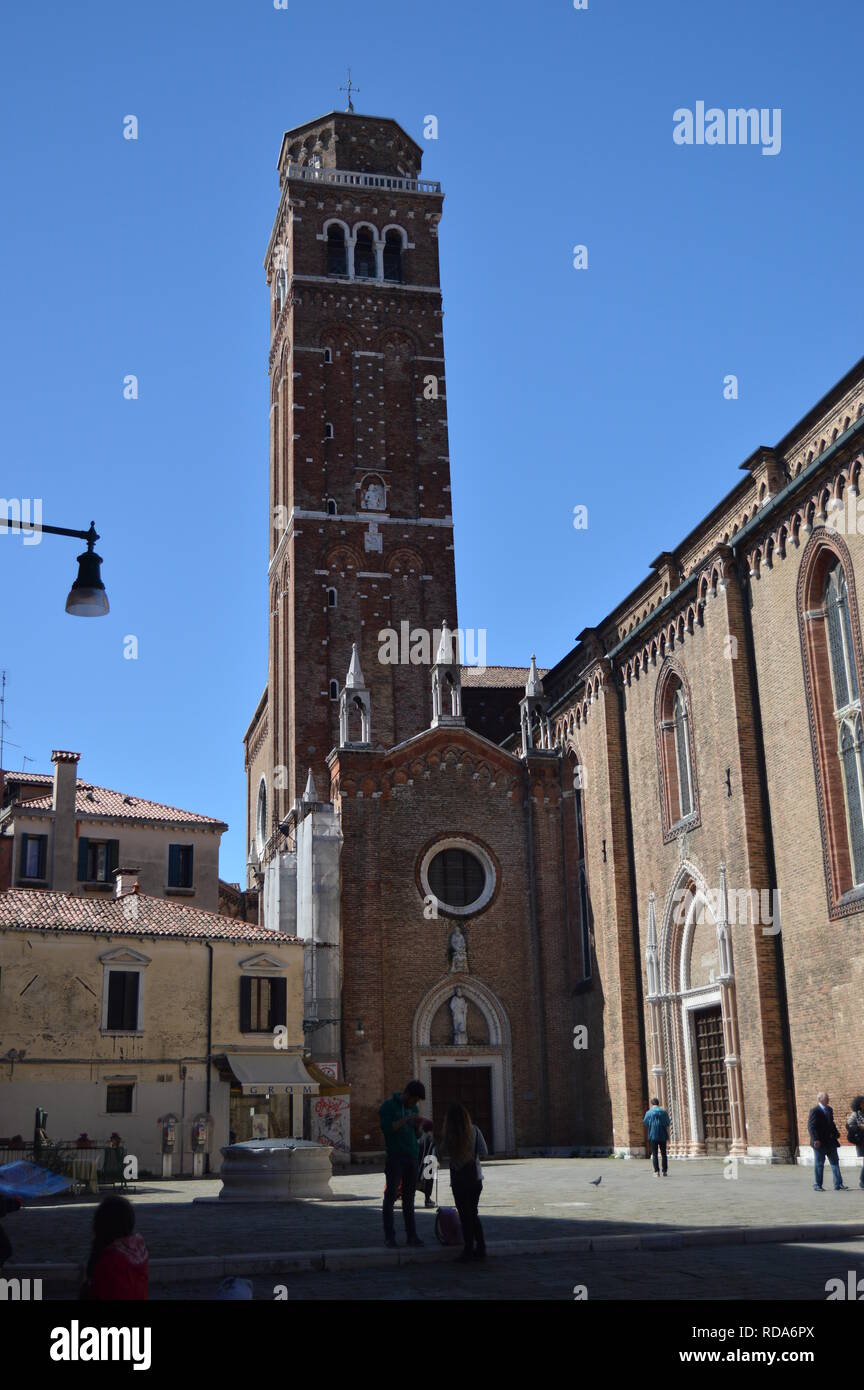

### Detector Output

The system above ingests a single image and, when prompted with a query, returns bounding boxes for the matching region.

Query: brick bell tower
[263,108,458,822]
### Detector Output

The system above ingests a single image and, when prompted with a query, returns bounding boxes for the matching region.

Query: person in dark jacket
[379,1081,426,1249]
[0,1193,22,1268]
[417,1119,438,1209]
[442,1103,488,1263]
[643,1098,671,1177]
[846,1096,864,1189]
[81,1195,149,1300]
[808,1092,847,1192]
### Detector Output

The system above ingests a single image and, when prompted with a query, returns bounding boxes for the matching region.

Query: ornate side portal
[647,862,747,1158]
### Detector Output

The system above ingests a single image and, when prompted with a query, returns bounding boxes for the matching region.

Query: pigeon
[590,1176,602,1187]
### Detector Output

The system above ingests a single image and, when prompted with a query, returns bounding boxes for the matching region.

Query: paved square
[9,1156,864,1268]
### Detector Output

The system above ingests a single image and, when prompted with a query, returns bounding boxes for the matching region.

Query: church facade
[244,107,864,1165]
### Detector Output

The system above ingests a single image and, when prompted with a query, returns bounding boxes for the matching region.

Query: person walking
[808,1091,847,1192]
[417,1119,437,1209]
[379,1080,426,1249]
[443,1103,488,1263]
[81,1194,149,1299]
[845,1095,864,1190]
[643,1097,671,1177]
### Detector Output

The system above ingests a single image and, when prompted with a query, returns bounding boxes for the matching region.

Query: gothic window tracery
[825,562,864,885]
[656,664,699,837]
[798,537,864,913]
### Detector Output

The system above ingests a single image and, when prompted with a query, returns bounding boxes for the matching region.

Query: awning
[224,1053,321,1097]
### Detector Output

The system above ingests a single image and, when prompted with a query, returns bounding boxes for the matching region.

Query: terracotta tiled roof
[460,665,548,689]
[1,770,54,784]
[0,888,294,943]
[8,780,226,828]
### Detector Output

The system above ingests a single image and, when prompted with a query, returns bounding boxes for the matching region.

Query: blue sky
[1,0,861,883]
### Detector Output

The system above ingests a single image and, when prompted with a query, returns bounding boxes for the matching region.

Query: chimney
[50,750,80,892]
[113,866,141,899]
[51,750,80,814]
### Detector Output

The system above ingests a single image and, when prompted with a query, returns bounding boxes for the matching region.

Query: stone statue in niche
[448,925,468,974]
[361,480,386,511]
[450,988,468,1046]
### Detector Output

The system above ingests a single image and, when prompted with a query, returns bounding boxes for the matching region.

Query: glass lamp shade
[65,547,109,617]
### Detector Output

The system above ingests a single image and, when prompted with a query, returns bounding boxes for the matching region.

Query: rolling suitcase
[433,1169,463,1246]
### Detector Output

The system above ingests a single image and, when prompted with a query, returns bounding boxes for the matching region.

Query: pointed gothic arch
[647,860,747,1159]
[797,527,864,916]
[412,976,515,1153]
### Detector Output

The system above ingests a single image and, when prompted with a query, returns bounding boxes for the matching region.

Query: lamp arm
[0,518,98,545]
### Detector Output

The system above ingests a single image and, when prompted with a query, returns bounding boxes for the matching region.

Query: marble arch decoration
[412,976,514,1154]
[648,859,747,1160]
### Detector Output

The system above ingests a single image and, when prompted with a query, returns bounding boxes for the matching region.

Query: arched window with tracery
[824,559,864,883]
[799,537,864,913]
[656,663,700,838]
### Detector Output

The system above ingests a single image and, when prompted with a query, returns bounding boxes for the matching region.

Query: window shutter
[107,971,140,1030]
[77,837,90,882]
[107,840,120,878]
[239,977,252,1032]
[270,977,287,1029]
[37,835,47,880]
[107,971,123,1029]
[168,844,180,887]
[123,972,140,1030]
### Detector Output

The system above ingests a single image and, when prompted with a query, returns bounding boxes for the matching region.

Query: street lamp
[1,517,109,617]
[65,523,109,617]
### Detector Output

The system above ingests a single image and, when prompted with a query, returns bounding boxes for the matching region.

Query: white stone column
[296,800,343,1061]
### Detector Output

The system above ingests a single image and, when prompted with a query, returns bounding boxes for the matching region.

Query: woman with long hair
[847,1095,864,1189]
[81,1194,149,1300]
[443,1103,488,1262]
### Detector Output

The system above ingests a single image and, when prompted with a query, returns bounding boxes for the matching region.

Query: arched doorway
[647,862,747,1158]
[412,977,514,1153]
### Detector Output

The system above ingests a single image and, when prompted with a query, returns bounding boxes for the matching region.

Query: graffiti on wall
[311,1094,350,1154]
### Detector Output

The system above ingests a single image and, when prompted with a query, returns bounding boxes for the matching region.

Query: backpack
[846,1114,862,1145]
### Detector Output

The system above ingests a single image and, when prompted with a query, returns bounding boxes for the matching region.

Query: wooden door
[694,1005,731,1152]
[430,1066,493,1152]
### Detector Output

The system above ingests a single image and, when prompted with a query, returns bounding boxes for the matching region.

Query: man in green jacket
[380,1080,426,1248]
